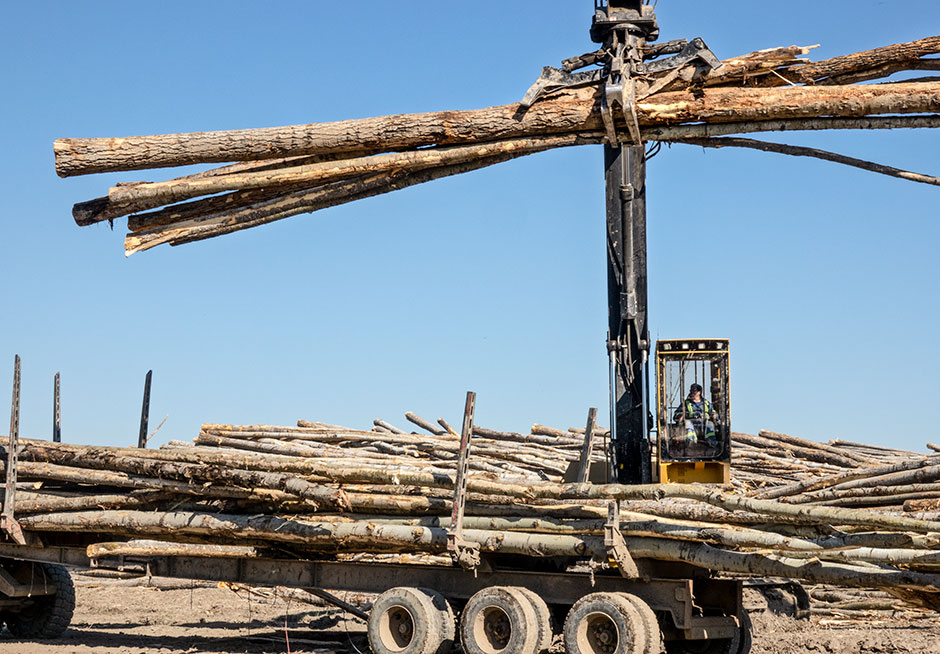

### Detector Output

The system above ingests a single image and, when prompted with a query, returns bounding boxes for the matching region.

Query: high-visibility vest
[685,398,712,419]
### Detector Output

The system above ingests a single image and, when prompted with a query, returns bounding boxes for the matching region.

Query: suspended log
[74,151,375,226]
[110,134,594,208]
[759,35,940,86]
[54,82,940,177]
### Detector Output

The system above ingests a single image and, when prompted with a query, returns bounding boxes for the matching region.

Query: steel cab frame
[655,338,731,484]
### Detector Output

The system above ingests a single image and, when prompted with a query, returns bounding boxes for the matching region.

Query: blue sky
[1,1,938,452]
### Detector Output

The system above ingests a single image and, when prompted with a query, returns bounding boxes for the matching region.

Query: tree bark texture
[54,82,940,177]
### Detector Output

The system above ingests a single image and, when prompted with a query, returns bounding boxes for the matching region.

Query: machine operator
[673,383,719,444]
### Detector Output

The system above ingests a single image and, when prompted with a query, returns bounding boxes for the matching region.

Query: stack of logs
[51,36,940,255]
[5,411,940,615]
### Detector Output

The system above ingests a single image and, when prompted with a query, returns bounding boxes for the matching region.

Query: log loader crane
[527,1,732,486]
[0,3,750,653]
[597,2,732,487]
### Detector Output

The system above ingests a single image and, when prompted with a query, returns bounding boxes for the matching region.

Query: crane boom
[606,143,651,484]
[595,1,655,484]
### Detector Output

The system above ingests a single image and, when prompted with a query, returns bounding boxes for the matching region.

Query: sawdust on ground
[0,583,937,654]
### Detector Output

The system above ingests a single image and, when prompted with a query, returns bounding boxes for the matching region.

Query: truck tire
[564,592,646,654]
[368,586,454,654]
[3,563,75,639]
[734,611,752,654]
[516,587,554,652]
[460,586,540,654]
[620,594,662,654]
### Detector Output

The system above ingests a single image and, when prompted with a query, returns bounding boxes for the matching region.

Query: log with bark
[4,414,940,609]
[51,36,940,255]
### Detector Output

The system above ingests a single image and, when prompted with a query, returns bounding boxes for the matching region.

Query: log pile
[51,36,940,255]
[5,414,940,612]
[186,414,609,484]
[806,585,936,624]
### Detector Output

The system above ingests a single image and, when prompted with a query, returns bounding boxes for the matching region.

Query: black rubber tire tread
[618,593,662,654]
[516,587,554,652]
[735,611,752,654]
[564,591,645,654]
[367,586,450,654]
[460,586,539,654]
[417,587,455,651]
[4,563,75,639]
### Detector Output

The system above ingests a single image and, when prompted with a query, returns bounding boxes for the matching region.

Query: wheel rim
[473,605,512,653]
[378,603,415,652]
[578,611,620,654]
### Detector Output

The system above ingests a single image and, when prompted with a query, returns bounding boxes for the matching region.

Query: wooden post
[53,372,61,443]
[3,356,25,544]
[577,408,598,483]
[138,370,152,448]
[450,392,477,536]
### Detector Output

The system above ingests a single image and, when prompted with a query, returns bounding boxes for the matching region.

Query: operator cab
[655,338,731,484]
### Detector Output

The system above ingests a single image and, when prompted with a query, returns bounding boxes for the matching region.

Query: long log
[124,153,524,253]
[766,35,940,86]
[731,432,861,468]
[20,510,940,592]
[754,455,940,500]
[15,490,170,514]
[8,460,294,503]
[676,137,940,188]
[110,134,596,207]
[17,437,940,534]
[812,491,940,509]
[828,439,921,457]
[18,510,599,558]
[87,540,262,559]
[54,82,940,177]
[74,151,375,226]
[815,465,940,494]
[794,482,940,505]
[19,445,350,511]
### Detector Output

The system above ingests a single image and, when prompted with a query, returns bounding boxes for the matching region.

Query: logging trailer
[0,3,755,653]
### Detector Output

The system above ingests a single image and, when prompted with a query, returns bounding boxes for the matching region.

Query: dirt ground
[0,581,938,654]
